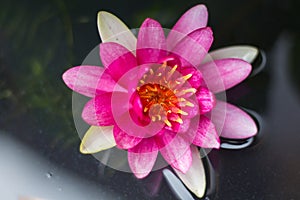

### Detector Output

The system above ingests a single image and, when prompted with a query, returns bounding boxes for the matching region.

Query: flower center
[138,83,177,110]
[136,63,196,128]
[138,83,179,125]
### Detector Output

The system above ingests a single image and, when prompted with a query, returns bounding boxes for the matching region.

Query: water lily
[62,4,258,198]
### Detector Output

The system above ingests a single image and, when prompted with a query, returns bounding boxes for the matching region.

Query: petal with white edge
[80,126,116,154]
[173,145,206,198]
[202,45,259,64]
[97,11,137,52]
[128,139,158,179]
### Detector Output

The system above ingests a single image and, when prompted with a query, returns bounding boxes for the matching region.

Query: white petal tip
[211,142,221,150]
[203,45,259,64]
[194,4,207,10]
[240,46,259,63]
[97,11,115,22]
[97,10,136,51]
[173,146,206,198]
[79,142,107,154]
[80,126,116,154]
[79,144,92,154]
[194,190,205,198]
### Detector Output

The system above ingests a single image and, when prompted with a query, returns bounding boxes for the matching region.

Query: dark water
[0,0,300,199]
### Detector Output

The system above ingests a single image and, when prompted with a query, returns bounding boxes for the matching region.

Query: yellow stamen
[179,97,186,102]
[151,116,156,121]
[150,69,154,75]
[164,119,172,127]
[156,115,162,121]
[174,117,183,124]
[176,88,197,96]
[167,65,178,79]
[177,109,188,115]
[173,74,193,87]
[183,88,197,94]
[185,101,194,107]
[182,73,193,81]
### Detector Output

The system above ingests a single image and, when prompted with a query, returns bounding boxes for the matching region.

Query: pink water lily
[62,4,258,198]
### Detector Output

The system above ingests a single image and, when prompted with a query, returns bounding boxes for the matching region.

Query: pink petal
[171,27,213,68]
[129,91,151,126]
[159,132,192,173]
[114,112,164,139]
[113,125,142,149]
[211,101,258,139]
[188,116,220,149]
[111,91,165,139]
[129,138,159,153]
[180,67,204,89]
[169,146,192,173]
[128,140,158,179]
[178,119,191,133]
[164,120,181,133]
[81,93,115,126]
[181,99,199,119]
[196,87,216,114]
[62,66,118,97]
[199,58,252,93]
[154,129,176,149]
[137,18,167,64]
[100,42,137,83]
[167,4,208,50]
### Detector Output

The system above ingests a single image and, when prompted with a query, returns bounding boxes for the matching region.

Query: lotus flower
[62,4,258,198]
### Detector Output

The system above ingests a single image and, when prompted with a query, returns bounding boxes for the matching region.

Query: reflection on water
[163,169,195,200]
[249,49,267,78]
[220,137,254,150]
[162,149,217,200]
[202,153,216,198]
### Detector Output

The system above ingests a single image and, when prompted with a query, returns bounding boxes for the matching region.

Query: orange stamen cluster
[137,63,195,127]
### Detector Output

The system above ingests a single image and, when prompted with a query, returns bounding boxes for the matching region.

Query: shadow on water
[249,49,267,78]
